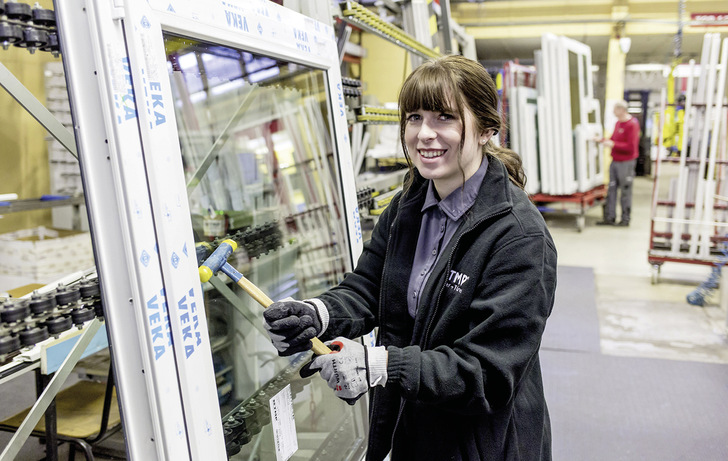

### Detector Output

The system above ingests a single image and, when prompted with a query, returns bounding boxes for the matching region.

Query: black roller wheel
[246,409,268,433]
[223,426,234,443]
[14,27,46,50]
[252,402,269,420]
[39,30,58,54]
[233,408,253,423]
[29,294,56,315]
[1,300,29,323]
[71,307,95,325]
[55,285,81,306]
[45,316,72,335]
[19,326,49,346]
[0,335,21,355]
[237,430,251,445]
[0,22,22,46]
[223,418,246,438]
[242,404,262,435]
[246,419,261,436]
[225,440,240,457]
[4,2,31,21]
[79,280,101,299]
[31,7,55,27]
[91,299,104,318]
[245,400,262,416]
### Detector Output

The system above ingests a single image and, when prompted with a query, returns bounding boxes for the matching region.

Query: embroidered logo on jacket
[445,270,470,294]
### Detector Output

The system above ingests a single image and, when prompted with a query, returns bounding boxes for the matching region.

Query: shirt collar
[421,155,489,220]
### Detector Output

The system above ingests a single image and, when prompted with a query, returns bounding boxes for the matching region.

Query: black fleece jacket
[318,157,558,460]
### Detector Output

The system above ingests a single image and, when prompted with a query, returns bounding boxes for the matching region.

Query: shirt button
[421,270,426,275]
[432,249,437,255]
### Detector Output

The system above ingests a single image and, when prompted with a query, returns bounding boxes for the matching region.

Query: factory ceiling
[449,0,728,65]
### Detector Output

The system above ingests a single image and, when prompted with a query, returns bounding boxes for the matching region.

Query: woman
[264,55,557,460]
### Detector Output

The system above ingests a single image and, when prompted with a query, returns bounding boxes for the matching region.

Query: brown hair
[398,55,526,191]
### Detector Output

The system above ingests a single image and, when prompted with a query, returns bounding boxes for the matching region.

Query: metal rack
[648,33,728,284]
[0,195,84,213]
[336,2,446,224]
[338,1,439,60]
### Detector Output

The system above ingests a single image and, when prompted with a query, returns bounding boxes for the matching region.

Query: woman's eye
[406,114,421,122]
[439,113,455,121]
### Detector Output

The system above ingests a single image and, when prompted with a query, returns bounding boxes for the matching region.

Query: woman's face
[404,103,491,198]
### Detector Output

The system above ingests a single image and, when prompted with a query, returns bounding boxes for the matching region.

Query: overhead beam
[455,0,728,38]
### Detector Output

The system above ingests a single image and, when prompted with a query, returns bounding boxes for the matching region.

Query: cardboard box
[0,227,94,282]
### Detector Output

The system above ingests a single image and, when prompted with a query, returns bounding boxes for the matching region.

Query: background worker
[597,100,641,226]
[263,55,557,461]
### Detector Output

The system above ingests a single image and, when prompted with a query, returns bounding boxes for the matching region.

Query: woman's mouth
[419,149,447,159]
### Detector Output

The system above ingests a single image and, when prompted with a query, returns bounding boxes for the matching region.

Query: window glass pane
[163,33,366,460]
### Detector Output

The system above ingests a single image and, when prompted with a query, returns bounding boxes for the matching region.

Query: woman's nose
[418,120,436,141]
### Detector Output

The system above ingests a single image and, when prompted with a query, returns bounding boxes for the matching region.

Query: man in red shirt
[597,100,640,226]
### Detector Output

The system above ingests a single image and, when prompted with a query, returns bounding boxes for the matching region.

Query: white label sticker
[269,384,298,461]
[366,329,377,348]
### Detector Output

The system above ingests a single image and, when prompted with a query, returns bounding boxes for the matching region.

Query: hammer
[198,239,331,355]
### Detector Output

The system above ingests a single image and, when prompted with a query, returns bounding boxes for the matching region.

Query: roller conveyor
[0,277,103,357]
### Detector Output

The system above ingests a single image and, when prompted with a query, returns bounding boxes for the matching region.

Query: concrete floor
[544,175,728,364]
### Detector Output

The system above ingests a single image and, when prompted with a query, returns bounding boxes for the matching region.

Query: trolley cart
[531,184,607,232]
[648,34,728,285]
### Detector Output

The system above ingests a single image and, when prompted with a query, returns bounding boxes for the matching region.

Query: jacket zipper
[388,207,510,451]
[377,215,398,346]
[422,207,511,349]
[370,200,399,453]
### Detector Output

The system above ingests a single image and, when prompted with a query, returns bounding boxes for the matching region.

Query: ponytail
[485,141,527,190]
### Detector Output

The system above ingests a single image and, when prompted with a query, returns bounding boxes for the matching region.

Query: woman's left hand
[300,337,387,405]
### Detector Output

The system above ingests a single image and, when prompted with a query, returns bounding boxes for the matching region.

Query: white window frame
[55,1,362,459]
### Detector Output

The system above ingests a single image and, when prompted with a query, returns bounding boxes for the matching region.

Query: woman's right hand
[263,298,323,356]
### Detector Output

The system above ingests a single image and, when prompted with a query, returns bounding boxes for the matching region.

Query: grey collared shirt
[407,156,489,318]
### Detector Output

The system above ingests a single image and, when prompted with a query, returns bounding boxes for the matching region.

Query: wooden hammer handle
[236,274,332,355]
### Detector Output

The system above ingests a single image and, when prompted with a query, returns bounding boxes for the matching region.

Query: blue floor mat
[542,350,728,461]
[541,265,601,353]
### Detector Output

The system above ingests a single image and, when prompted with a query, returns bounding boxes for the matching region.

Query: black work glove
[263,298,327,356]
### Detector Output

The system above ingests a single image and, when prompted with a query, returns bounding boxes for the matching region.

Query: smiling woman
[403,105,489,198]
[398,54,527,195]
[263,54,558,461]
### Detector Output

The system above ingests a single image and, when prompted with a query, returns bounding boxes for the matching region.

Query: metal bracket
[0,62,78,159]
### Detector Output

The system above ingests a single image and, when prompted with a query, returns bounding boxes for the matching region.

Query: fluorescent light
[625,63,669,73]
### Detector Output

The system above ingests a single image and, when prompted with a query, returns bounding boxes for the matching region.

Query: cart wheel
[576,216,585,232]
[651,265,661,285]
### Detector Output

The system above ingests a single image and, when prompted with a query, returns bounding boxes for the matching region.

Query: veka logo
[445,270,470,294]
[293,28,311,53]
[224,9,249,32]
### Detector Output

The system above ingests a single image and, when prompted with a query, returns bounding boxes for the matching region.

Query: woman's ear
[479,129,495,145]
